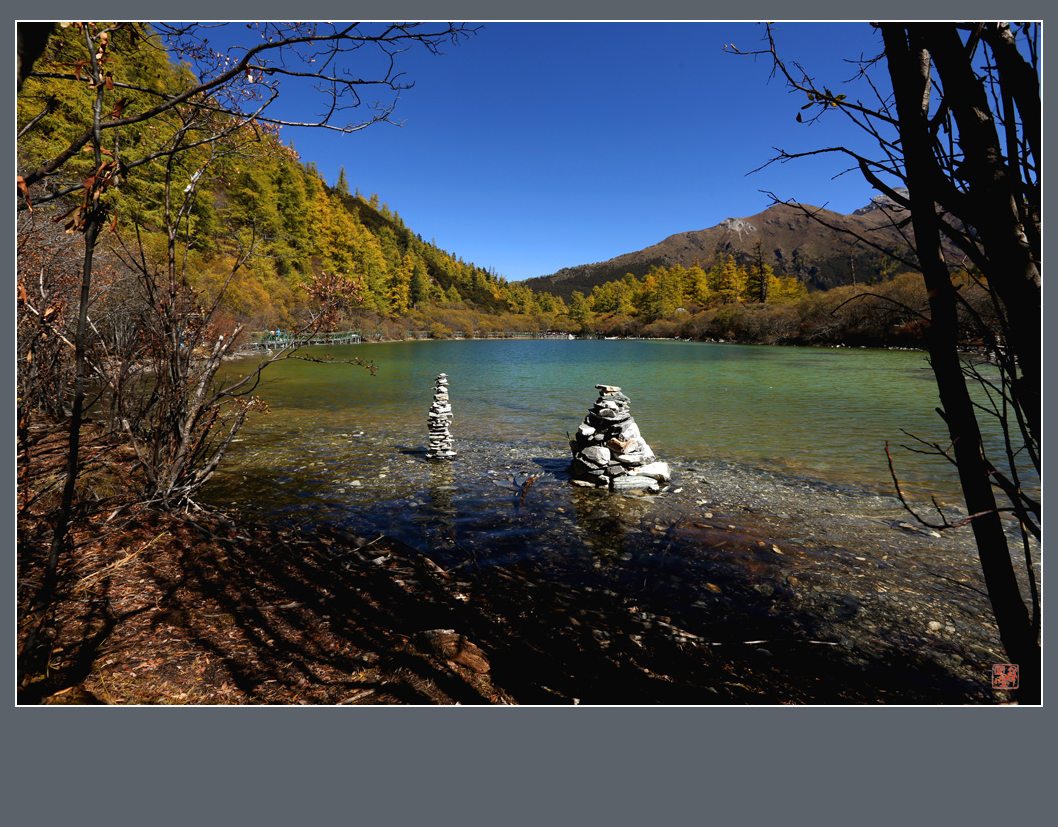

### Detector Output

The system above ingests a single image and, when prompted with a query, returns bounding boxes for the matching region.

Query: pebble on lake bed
[569,383,670,492]
[425,373,456,460]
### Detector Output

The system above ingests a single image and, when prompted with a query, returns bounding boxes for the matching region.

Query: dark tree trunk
[42,212,102,603]
[923,25,1041,447]
[17,23,54,91]
[881,24,1039,704]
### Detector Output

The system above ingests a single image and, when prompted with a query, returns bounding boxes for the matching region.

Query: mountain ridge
[523,200,915,300]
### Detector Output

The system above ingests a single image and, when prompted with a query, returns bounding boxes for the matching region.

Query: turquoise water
[209,339,983,505]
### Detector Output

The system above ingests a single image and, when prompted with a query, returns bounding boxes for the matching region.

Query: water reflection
[568,487,645,563]
[423,458,459,559]
[206,340,1036,590]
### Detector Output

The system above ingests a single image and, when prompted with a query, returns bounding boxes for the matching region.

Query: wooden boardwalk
[403,330,575,340]
[237,329,575,354]
[240,330,363,353]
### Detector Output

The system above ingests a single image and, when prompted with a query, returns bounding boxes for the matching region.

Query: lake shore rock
[569,384,669,492]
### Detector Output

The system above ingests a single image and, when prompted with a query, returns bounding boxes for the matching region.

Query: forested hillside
[17,21,1039,710]
[17,23,568,340]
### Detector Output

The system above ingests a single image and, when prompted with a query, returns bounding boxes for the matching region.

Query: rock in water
[425,373,456,459]
[634,461,671,482]
[611,475,661,493]
[568,384,670,492]
[579,445,611,467]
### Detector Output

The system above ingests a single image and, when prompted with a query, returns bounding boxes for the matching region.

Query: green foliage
[746,259,772,304]
[19,25,922,347]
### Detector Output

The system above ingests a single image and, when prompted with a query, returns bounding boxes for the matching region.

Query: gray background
[6,2,1053,824]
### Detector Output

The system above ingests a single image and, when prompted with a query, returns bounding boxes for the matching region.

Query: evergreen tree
[744,262,778,304]
[272,158,310,274]
[409,254,432,308]
[746,242,771,303]
[387,253,414,315]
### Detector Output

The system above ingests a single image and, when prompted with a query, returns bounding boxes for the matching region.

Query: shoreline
[19,428,1034,705]
[230,333,934,360]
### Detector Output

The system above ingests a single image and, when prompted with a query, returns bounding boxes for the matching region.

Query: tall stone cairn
[569,384,671,492]
[426,373,456,459]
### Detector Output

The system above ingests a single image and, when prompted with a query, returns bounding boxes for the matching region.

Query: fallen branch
[885,441,996,531]
[73,530,170,593]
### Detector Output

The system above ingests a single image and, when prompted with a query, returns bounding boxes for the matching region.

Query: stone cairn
[568,384,671,492]
[425,373,456,459]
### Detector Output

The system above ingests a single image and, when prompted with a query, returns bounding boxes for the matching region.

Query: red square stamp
[992,663,1019,690]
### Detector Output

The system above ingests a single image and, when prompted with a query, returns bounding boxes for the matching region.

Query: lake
[214,339,960,479]
[203,339,1022,560]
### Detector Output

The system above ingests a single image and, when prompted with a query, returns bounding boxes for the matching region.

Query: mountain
[523,200,915,299]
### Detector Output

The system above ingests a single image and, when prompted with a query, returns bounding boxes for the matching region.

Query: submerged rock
[635,461,671,482]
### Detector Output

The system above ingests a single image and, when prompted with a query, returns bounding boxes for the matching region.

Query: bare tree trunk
[881,24,1039,703]
[41,212,102,602]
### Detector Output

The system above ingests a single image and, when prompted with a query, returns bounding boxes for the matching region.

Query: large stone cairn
[569,384,671,492]
[426,373,456,459]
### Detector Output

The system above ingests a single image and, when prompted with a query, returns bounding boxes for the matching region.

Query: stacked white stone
[568,384,670,492]
[425,373,456,459]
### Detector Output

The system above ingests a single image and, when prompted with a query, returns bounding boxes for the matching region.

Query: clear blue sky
[227,22,894,281]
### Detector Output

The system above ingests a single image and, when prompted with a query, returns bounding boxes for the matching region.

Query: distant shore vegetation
[340,264,994,352]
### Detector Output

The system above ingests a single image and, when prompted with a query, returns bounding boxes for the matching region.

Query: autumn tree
[388,252,414,315]
[685,265,711,307]
[335,165,350,195]
[568,290,593,332]
[409,253,432,308]
[714,255,746,304]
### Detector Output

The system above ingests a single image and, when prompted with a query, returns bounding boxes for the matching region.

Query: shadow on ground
[19,504,993,704]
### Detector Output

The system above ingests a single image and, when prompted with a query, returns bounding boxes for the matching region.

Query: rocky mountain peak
[852,188,910,216]
[718,217,757,236]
